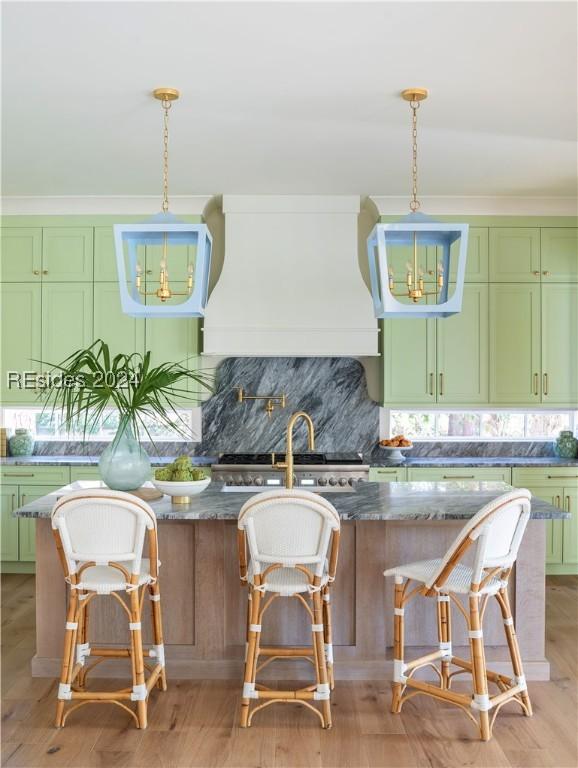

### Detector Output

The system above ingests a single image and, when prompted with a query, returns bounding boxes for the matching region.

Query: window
[1,408,200,442]
[389,410,578,441]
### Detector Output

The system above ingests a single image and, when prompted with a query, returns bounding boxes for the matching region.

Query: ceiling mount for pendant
[366,86,468,319]
[113,86,212,319]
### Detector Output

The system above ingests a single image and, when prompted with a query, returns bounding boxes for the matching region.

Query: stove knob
[244,476,253,486]
[254,476,264,486]
[317,477,328,486]
[348,477,355,486]
[338,477,348,487]
[328,476,337,486]
[225,475,235,486]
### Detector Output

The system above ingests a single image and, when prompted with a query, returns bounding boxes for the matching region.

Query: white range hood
[202,195,378,356]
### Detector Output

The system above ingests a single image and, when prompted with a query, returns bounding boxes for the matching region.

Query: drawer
[513,468,578,488]
[0,466,70,486]
[408,467,512,483]
[69,467,102,482]
[369,467,407,483]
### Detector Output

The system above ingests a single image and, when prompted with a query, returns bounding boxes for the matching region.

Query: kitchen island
[15,480,567,681]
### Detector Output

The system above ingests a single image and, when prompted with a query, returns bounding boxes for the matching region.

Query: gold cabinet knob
[42,270,48,275]
[542,271,551,276]
[532,271,540,276]
[146,269,152,275]
[33,270,40,275]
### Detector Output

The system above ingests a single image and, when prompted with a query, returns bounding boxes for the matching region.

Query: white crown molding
[370,196,578,217]
[1,195,215,216]
[223,194,361,214]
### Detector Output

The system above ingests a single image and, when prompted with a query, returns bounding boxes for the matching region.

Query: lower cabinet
[0,466,71,571]
[407,467,512,483]
[513,468,578,573]
[368,467,407,482]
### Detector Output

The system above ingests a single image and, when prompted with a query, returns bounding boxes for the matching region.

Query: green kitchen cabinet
[70,467,102,482]
[368,467,407,482]
[541,284,578,406]
[93,282,145,358]
[94,227,118,281]
[489,228,541,282]
[449,227,489,282]
[42,228,93,282]
[381,310,436,405]
[562,488,578,566]
[541,228,578,282]
[408,467,512,483]
[0,282,42,404]
[525,485,564,565]
[489,283,541,404]
[513,468,578,573]
[0,486,19,561]
[16,485,59,562]
[436,284,489,404]
[42,283,93,367]
[0,227,42,282]
[145,282,201,404]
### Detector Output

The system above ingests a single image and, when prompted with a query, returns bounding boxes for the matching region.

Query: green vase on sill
[9,428,35,457]
[554,430,578,459]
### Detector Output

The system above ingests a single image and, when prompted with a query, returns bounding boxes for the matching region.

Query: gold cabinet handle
[556,495,561,507]
[547,475,578,480]
[533,373,539,396]
[439,373,444,396]
[443,474,475,479]
[376,470,398,475]
[3,472,35,477]
[21,494,27,505]
[11,493,16,509]
[429,373,434,396]
[543,373,548,396]
[566,496,571,512]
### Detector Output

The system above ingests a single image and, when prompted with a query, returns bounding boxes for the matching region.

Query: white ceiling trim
[0,195,214,216]
[371,196,578,217]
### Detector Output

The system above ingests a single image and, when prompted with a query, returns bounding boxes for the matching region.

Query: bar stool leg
[322,587,335,690]
[312,588,331,729]
[496,587,532,716]
[129,588,147,729]
[437,593,451,689]
[240,584,262,727]
[148,583,167,692]
[76,593,90,690]
[55,590,80,727]
[391,576,405,714]
[469,593,490,741]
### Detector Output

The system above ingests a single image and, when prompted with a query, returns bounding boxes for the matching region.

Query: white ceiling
[2,1,577,200]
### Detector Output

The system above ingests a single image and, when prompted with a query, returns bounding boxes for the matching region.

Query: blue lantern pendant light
[367,88,468,319]
[114,88,212,318]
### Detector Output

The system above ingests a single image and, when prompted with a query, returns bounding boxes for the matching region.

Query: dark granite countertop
[2,455,577,469]
[371,456,578,469]
[0,455,216,467]
[13,480,568,521]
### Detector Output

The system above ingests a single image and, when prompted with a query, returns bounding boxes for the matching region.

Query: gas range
[212,452,369,489]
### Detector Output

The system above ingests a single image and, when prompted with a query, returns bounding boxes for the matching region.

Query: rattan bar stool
[384,488,533,741]
[51,489,167,729]
[237,490,341,728]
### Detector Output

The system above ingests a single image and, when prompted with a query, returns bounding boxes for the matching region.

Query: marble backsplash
[200,357,379,454]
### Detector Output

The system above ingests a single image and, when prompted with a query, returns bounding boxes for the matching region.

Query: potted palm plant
[37,340,213,491]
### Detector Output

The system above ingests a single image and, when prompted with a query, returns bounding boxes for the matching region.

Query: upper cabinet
[0,283,41,404]
[541,228,578,282]
[42,228,93,281]
[541,284,578,406]
[489,227,541,282]
[449,227,489,282]
[0,227,42,281]
[94,227,118,281]
[489,283,541,405]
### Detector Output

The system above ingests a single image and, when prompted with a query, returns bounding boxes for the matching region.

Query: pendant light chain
[161,99,172,213]
[410,100,420,212]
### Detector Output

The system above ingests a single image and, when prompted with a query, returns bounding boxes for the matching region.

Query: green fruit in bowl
[154,468,171,481]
